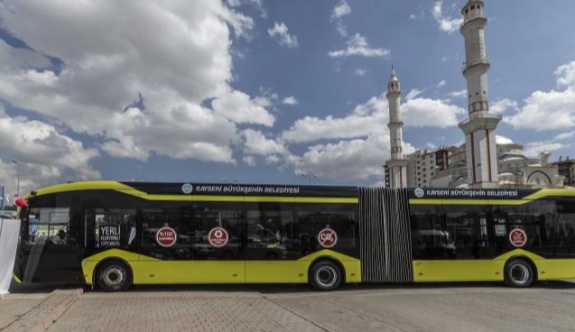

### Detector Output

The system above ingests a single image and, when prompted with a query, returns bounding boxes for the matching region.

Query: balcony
[462,57,489,72]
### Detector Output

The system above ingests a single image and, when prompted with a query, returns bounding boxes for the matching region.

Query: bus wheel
[504,259,534,288]
[310,260,342,291]
[96,260,133,292]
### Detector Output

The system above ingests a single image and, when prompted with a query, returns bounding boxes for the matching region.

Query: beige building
[418,136,565,188]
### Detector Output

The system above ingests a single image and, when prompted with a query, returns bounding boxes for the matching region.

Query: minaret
[458,0,501,188]
[385,67,408,188]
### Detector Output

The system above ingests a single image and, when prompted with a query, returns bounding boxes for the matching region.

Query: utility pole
[12,159,19,197]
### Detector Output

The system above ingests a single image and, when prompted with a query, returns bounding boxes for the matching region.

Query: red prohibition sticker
[318,228,338,248]
[156,227,177,247]
[208,227,229,248]
[509,229,527,247]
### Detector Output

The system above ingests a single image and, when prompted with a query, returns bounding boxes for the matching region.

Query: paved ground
[2,281,575,331]
[0,293,46,330]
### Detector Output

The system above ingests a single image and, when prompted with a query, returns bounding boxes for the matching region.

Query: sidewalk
[0,288,83,332]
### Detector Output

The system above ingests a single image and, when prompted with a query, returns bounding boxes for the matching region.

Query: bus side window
[28,207,70,245]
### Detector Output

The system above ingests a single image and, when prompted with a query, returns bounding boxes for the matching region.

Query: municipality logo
[181,183,193,194]
[414,188,425,198]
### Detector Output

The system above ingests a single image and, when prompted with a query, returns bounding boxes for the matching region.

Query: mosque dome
[495,135,514,145]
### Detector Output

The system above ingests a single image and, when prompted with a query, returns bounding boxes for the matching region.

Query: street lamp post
[12,159,19,198]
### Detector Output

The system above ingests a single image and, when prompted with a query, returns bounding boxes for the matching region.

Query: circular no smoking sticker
[317,228,338,248]
[208,227,229,248]
[509,229,527,247]
[156,227,177,247]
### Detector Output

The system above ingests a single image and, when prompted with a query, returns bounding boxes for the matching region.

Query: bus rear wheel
[504,258,534,288]
[309,260,342,291]
[96,260,133,292]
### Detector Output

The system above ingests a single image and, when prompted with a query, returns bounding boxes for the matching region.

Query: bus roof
[26,180,359,199]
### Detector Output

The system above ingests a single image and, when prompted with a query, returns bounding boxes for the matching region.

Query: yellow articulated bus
[13,181,575,291]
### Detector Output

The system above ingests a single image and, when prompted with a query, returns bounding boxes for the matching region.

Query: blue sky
[0,0,574,197]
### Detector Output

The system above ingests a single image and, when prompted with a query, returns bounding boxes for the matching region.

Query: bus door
[84,208,139,257]
[22,207,84,284]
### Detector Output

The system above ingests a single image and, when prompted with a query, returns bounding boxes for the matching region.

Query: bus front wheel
[309,260,342,291]
[504,258,534,288]
[96,260,133,292]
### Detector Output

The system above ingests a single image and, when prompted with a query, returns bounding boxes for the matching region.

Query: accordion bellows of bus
[13,181,575,291]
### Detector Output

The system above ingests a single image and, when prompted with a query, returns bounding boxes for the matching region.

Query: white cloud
[554,132,574,140]
[226,0,242,6]
[335,23,348,37]
[490,99,518,114]
[426,142,438,150]
[282,94,388,143]
[227,0,267,18]
[432,1,463,34]
[436,79,447,88]
[292,135,416,182]
[330,0,351,37]
[281,89,462,181]
[505,60,575,130]
[101,102,238,163]
[265,155,281,165]
[283,91,463,144]
[402,98,464,127]
[449,90,467,99]
[242,156,256,166]
[0,115,100,196]
[282,96,299,105]
[293,136,389,181]
[242,129,287,155]
[329,34,390,58]
[406,89,423,100]
[354,69,367,76]
[268,22,299,48]
[211,89,275,126]
[556,61,575,87]
[331,0,351,20]
[523,141,570,158]
[0,1,277,171]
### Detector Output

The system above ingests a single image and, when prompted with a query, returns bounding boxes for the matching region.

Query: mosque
[384,0,566,189]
